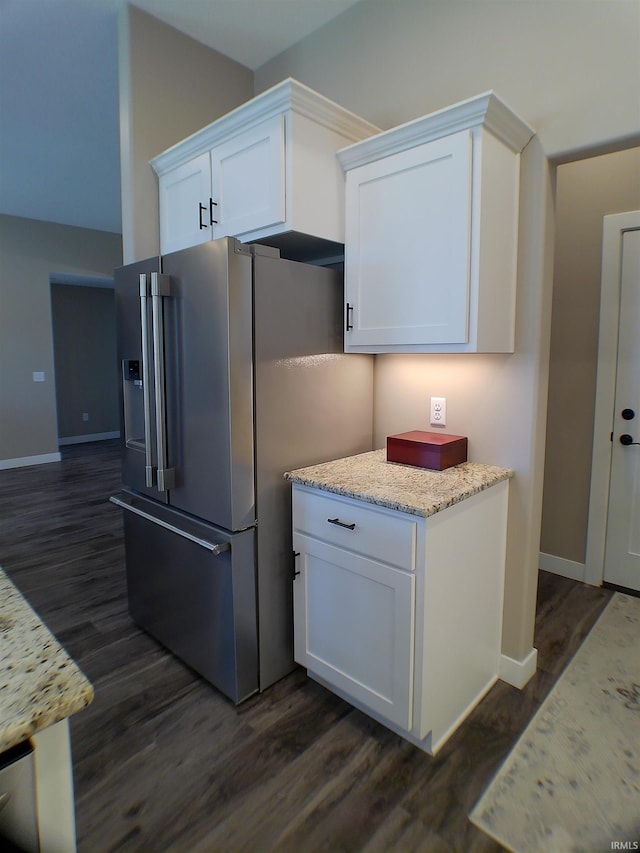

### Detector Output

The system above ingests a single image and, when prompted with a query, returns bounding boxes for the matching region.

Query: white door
[604,226,640,589]
[293,533,415,730]
[158,151,213,255]
[211,114,285,239]
[344,129,472,349]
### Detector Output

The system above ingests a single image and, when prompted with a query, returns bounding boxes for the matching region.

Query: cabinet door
[293,533,414,730]
[344,129,472,348]
[159,151,213,255]
[211,114,286,239]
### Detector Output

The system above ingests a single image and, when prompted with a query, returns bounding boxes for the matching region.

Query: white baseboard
[499,647,538,689]
[539,552,586,582]
[0,451,62,470]
[58,431,120,446]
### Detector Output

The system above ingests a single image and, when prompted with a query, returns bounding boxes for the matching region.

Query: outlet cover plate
[430,396,446,427]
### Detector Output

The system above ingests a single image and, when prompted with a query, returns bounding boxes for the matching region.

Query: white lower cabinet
[292,480,509,754]
[294,535,415,729]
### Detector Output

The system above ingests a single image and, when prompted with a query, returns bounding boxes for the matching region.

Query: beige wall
[255,0,640,157]
[541,148,640,565]
[119,5,253,263]
[372,139,555,662]
[0,215,122,465]
[51,284,119,441]
[250,0,640,663]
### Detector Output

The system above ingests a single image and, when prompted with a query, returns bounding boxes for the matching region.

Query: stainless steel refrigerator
[110,237,372,703]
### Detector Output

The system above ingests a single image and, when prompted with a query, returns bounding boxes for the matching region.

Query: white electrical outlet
[430,396,446,427]
[82,412,89,422]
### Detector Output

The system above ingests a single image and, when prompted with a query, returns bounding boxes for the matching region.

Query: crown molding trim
[338,91,535,172]
[151,78,380,176]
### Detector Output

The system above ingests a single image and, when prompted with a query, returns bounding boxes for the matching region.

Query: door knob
[620,434,640,446]
[622,408,635,420]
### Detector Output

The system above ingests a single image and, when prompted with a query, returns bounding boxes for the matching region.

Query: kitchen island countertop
[285,448,513,517]
[0,568,94,753]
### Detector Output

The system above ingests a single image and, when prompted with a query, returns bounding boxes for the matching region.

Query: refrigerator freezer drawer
[115,493,258,704]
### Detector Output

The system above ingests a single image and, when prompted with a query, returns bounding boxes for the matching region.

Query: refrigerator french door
[117,240,255,527]
[112,238,373,703]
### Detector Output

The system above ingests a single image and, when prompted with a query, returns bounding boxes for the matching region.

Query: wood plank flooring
[0,441,613,852]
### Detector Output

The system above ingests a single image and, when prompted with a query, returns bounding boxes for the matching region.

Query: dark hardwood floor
[0,441,613,852]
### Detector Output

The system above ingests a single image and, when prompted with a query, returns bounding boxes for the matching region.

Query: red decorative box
[386,430,468,471]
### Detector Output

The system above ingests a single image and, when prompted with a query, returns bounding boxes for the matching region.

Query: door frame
[585,210,640,585]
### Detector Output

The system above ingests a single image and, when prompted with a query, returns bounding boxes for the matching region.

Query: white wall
[252,0,640,664]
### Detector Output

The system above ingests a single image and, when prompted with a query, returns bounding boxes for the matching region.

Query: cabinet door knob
[209,198,218,225]
[199,203,207,230]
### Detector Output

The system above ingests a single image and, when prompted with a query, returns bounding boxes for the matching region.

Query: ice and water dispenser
[122,359,145,452]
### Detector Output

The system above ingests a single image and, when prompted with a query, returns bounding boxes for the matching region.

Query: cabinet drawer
[293,486,417,570]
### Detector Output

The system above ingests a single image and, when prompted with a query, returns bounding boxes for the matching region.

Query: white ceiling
[0,0,363,235]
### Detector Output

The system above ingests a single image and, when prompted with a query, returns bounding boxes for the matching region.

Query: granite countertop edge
[0,569,94,754]
[285,449,513,518]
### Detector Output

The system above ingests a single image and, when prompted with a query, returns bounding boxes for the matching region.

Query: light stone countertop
[285,448,513,517]
[0,568,94,753]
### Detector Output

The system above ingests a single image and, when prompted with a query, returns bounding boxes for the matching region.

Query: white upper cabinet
[151,79,380,258]
[211,114,285,240]
[158,151,213,254]
[338,92,535,353]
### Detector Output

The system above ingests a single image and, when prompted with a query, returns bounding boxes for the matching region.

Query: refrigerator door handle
[151,272,176,491]
[109,496,230,555]
[139,274,155,488]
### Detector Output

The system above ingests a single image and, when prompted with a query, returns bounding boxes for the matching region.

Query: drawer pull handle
[327,517,356,530]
